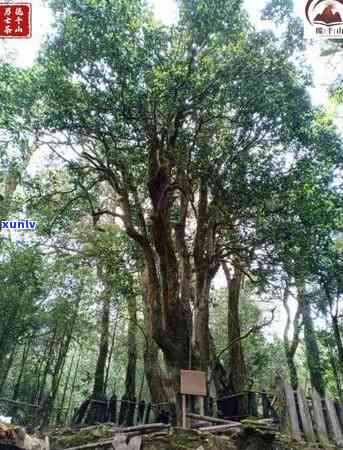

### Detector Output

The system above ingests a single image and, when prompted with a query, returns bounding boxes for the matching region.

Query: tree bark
[41,300,79,428]
[124,295,137,401]
[93,271,111,398]
[0,345,16,396]
[104,306,119,392]
[323,285,343,378]
[325,331,343,402]
[222,262,247,414]
[56,348,77,425]
[36,325,58,404]
[142,270,168,405]
[332,315,343,372]
[296,277,325,397]
[222,262,246,393]
[282,279,301,390]
[193,184,211,372]
[12,340,31,401]
[65,349,82,423]
[119,145,219,423]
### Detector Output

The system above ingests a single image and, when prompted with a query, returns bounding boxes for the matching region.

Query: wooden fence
[216,390,278,422]
[0,395,167,429]
[72,391,278,428]
[278,380,343,447]
[5,380,343,447]
[72,395,174,427]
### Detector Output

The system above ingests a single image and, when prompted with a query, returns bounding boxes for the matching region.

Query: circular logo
[305,0,343,26]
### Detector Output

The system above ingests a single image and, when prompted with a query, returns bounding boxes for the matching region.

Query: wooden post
[180,370,207,429]
[297,388,316,443]
[119,395,128,425]
[204,396,214,417]
[248,392,258,417]
[283,382,302,442]
[127,397,136,426]
[311,389,330,447]
[199,396,205,416]
[144,403,152,424]
[109,394,117,423]
[326,397,343,446]
[137,400,145,424]
[182,395,187,429]
[261,391,269,418]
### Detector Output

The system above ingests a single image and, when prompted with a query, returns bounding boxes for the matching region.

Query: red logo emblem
[306,0,343,26]
[0,3,31,39]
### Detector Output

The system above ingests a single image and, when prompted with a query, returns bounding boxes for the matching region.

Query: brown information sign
[180,370,207,396]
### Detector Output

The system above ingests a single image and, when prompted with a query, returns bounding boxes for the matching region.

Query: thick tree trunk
[143,341,169,404]
[296,277,325,397]
[193,183,218,373]
[209,334,228,397]
[222,263,246,393]
[222,262,247,415]
[286,353,298,391]
[142,270,168,405]
[282,280,301,390]
[193,273,211,371]
[140,215,191,422]
[120,151,217,423]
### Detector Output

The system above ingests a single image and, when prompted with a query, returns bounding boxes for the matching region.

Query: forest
[0,0,342,444]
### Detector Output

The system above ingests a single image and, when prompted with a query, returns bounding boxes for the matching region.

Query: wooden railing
[5,380,343,446]
[277,380,343,447]
[215,390,278,422]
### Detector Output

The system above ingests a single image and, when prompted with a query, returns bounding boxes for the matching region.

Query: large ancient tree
[8,0,341,416]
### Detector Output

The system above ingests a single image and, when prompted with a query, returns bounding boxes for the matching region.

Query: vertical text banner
[0,3,31,38]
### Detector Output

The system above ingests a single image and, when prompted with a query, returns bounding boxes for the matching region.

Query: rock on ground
[0,423,48,450]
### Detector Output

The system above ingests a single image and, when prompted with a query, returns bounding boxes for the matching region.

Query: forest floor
[47,422,340,450]
[0,421,338,450]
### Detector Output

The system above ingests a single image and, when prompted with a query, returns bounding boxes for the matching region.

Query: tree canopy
[0,0,342,430]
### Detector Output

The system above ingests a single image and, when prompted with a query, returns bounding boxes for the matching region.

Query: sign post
[180,370,207,429]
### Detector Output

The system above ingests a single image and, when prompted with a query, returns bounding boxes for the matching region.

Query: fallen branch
[125,430,169,440]
[58,438,114,450]
[187,413,234,425]
[58,424,169,450]
[199,424,242,433]
[119,424,170,433]
[70,424,116,432]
